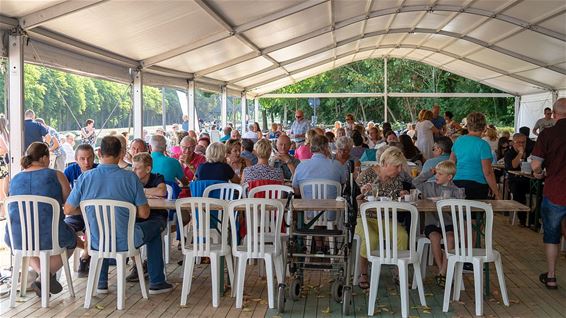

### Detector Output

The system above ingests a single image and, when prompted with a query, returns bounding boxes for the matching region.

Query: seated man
[240,138,258,166]
[150,134,187,186]
[63,144,98,277]
[64,136,172,294]
[270,134,300,180]
[127,152,168,282]
[178,136,206,182]
[505,133,532,226]
[125,138,149,164]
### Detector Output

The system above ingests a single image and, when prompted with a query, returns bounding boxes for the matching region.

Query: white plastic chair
[162,184,174,264]
[437,199,509,316]
[299,179,342,254]
[176,197,234,307]
[360,201,426,318]
[5,195,75,308]
[80,199,148,310]
[203,183,243,200]
[229,199,285,309]
[248,185,294,277]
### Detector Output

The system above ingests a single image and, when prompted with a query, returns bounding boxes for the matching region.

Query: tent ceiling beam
[20,0,108,30]
[259,92,514,98]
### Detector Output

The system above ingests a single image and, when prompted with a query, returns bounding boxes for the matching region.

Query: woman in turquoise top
[450,112,500,200]
[4,142,76,296]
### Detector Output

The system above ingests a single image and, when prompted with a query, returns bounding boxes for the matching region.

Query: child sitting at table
[412,160,460,287]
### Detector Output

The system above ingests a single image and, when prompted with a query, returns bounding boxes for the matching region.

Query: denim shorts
[541,197,566,244]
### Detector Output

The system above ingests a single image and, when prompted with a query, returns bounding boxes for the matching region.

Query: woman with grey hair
[333,136,361,170]
[195,142,240,183]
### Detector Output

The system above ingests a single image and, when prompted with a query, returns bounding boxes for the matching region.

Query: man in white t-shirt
[242,124,259,142]
[61,133,76,165]
[533,107,555,136]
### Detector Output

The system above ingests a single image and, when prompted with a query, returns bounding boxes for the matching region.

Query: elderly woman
[225,139,250,178]
[195,142,240,183]
[295,129,317,161]
[242,139,284,185]
[4,142,75,295]
[355,147,409,289]
[333,136,361,170]
[451,112,500,200]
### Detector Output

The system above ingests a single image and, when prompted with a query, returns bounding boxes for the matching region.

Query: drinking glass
[455,188,466,199]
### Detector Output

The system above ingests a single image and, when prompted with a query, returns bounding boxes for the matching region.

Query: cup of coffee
[366,195,376,202]
[379,197,391,202]
[404,194,412,202]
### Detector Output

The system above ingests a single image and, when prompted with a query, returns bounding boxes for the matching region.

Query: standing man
[270,134,300,180]
[63,143,98,277]
[431,105,446,136]
[182,114,189,132]
[23,109,48,150]
[64,136,172,293]
[533,107,555,136]
[61,134,76,166]
[504,133,531,227]
[36,118,66,172]
[530,98,566,289]
[290,110,311,142]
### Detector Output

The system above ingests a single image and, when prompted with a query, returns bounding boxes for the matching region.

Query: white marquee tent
[1,0,565,174]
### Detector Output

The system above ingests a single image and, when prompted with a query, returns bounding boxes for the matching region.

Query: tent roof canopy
[1,0,564,97]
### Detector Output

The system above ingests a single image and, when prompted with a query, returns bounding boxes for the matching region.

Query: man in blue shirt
[23,110,48,150]
[64,136,172,294]
[149,135,186,185]
[63,144,98,277]
[290,110,311,141]
[430,105,446,136]
[419,136,452,182]
[219,126,232,143]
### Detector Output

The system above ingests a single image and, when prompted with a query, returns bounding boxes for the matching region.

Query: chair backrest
[189,180,225,197]
[360,201,418,263]
[436,199,493,260]
[228,198,284,258]
[248,184,293,199]
[4,195,62,255]
[80,199,137,257]
[165,184,174,200]
[299,179,342,200]
[203,183,243,200]
[175,197,229,256]
[246,179,284,195]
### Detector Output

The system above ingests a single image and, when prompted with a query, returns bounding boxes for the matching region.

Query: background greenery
[0,58,514,132]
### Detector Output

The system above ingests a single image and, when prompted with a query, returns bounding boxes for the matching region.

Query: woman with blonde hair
[415,110,439,160]
[295,129,317,160]
[195,142,240,183]
[241,139,284,184]
[482,127,498,152]
[354,147,409,288]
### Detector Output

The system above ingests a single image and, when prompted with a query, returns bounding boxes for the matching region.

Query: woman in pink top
[295,129,317,161]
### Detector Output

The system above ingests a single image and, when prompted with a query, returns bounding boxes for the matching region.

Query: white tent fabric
[0,0,565,97]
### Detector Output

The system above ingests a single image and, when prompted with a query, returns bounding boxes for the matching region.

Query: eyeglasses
[181,145,195,150]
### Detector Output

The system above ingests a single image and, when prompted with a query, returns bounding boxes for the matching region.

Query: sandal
[358,274,369,289]
[435,274,446,288]
[540,272,558,289]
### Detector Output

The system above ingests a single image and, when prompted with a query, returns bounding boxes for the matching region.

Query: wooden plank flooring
[1,215,566,317]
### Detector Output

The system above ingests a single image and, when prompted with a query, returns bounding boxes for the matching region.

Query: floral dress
[355,167,403,199]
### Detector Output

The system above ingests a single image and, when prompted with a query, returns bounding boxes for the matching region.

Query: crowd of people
[2,97,565,297]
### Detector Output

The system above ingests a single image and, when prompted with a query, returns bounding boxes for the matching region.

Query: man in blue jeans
[64,135,172,294]
[531,98,566,289]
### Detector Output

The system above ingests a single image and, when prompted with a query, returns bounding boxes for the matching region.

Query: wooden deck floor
[1,214,566,318]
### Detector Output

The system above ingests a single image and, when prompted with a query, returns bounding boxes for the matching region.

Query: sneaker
[78,257,90,278]
[96,283,109,294]
[149,282,173,295]
[126,261,148,282]
[30,274,63,297]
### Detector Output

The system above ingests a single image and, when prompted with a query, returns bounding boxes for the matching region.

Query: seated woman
[242,139,284,186]
[4,142,76,296]
[225,139,250,179]
[399,134,424,165]
[354,147,409,289]
[350,131,368,160]
[196,142,240,183]
[295,129,317,161]
[333,136,361,170]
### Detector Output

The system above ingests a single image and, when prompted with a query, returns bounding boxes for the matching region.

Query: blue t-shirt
[64,162,99,187]
[24,119,48,150]
[431,116,446,129]
[151,152,184,183]
[195,162,235,181]
[453,135,493,184]
[66,164,147,251]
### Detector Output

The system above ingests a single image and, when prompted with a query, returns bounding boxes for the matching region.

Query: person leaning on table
[354,146,409,290]
[530,97,566,290]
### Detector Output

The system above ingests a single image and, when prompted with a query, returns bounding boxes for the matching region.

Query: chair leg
[164,228,170,265]
[265,255,275,309]
[225,253,235,294]
[40,253,50,308]
[412,261,427,306]
[235,256,248,308]
[92,257,103,297]
[398,262,410,318]
[210,255,220,308]
[443,258,456,313]
[412,240,427,289]
[367,262,381,316]
[84,255,96,309]
[180,255,195,306]
[116,255,127,310]
[61,250,75,297]
[472,259,484,317]
[20,257,29,297]
[134,255,148,299]
[274,254,284,285]
[494,257,510,306]
[9,254,22,308]
[73,247,81,272]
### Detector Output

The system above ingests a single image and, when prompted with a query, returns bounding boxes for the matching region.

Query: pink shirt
[295,145,313,161]
[181,153,207,181]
